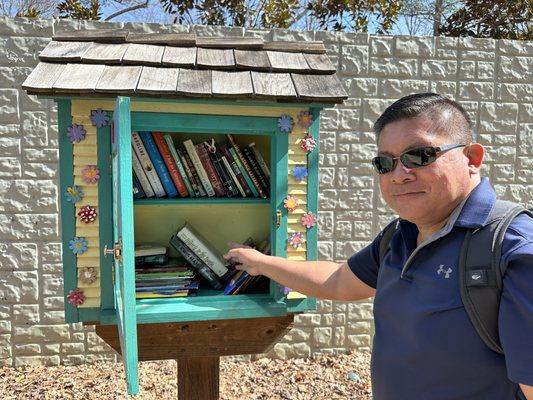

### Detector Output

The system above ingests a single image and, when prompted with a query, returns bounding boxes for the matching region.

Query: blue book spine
[132,170,146,199]
[224,271,249,295]
[139,131,179,198]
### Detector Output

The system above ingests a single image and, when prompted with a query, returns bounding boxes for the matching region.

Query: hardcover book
[131,131,166,197]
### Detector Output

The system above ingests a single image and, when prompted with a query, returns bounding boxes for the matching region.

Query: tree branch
[104,0,150,21]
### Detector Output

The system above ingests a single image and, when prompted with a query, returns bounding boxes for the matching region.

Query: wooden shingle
[81,43,130,64]
[126,33,196,46]
[267,51,309,72]
[53,63,106,92]
[53,29,128,43]
[177,69,211,96]
[39,41,93,62]
[234,50,270,71]
[291,73,347,101]
[95,65,142,93]
[196,37,264,50]
[263,41,326,54]
[251,72,296,99]
[303,53,336,73]
[211,70,253,97]
[162,47,197,67]
[197,48,235,69]
[137,66,179,94]
[22,62,66,93]
[122,43,164,66]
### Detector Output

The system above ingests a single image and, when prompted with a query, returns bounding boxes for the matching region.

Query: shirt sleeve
[347,232,382,289]
[498,214,533,386]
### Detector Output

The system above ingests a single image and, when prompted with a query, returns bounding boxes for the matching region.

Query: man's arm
[520,384,533,400]
[223,247,375,301]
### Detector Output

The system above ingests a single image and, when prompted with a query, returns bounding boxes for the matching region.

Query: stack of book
[134,243,199,299]
[132,132,270,199]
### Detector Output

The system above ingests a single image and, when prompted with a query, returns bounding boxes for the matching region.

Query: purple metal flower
[292,165,308,182]
[277,115,294,133]
[282,286,292,295]
[90,108,110,128]
[67,124,86,143]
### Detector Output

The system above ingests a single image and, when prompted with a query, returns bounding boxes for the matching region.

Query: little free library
[22,29,347,398]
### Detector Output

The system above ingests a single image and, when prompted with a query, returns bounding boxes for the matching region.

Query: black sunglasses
[372,143,467,174]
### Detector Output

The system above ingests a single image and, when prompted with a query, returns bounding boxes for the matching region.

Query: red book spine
[195,143,226,197]
[152,132,189,197]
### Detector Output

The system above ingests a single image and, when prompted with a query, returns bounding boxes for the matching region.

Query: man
[223,93,533,400]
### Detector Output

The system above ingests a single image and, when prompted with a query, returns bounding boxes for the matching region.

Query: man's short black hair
[373,93,473,144]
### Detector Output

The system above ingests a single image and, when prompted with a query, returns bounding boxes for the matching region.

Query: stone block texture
[0,16,531,366]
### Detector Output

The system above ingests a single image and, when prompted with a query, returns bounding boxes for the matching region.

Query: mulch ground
[0,351,371,399]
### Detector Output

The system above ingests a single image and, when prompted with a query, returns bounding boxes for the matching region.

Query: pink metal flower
[77,205,97,224]
[300,134,317,153]
[301,212,317,229]
[297,111,314,129]
[283,195,299,212]
[288,232,306,249]
[67,288,86,307]
[81,165,100,184]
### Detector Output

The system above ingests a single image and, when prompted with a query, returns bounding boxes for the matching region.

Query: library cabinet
[23,29,347,397]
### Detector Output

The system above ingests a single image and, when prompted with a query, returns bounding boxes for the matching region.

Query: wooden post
[177,356,219,400]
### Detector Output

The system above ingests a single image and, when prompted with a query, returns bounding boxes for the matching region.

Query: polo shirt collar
[454,177,496,229]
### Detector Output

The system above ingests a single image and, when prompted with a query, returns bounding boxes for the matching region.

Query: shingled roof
[22,29,348,104]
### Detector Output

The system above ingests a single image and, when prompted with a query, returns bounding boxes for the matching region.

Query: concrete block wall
[0,16,531,366]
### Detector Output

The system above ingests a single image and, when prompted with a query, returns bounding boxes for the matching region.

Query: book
[226,134,267,198]
[135,254,168,267]
[204,139,239,197]
[183,139,215,197]
[135,243,167,257]
[132,170,145,199]
[132,131,166,198]
[153,132,189,197]
[176,146,203,197]
[242,145,270,195]
[249,142,271,180]
[138,131,179,198]
[136,290,192,299]
[131,143,155,198]
[196,142,226,197]
[219,143,250,197]
[176,223,229,277]
[169,234,223,290]
[164,134,195,197]
[228,145,258,197]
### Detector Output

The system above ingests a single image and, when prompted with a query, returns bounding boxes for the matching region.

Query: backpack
[377,199,533,354]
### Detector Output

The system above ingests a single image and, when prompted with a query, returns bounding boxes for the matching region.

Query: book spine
[132,170,145,199]
[229,146,258,197]
[169,235,222,290]
[131,150,155,198]
[139,131,178,198]
[249,142,271,179]
[177,224,228,277]
[164,134,195,197]
[242,145,270,194]
[176,146,202,197]
[131,131,166,197]
[220,144,251,197]
[153,132,189,197]
[226,134,266,198]
[205,143,238,197]
[196,143,226,197]
[221,155,245,197]
[183,139,215,197]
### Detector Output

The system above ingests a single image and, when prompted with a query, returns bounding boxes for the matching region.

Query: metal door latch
[276,210,282,228]
[104,240,122,262]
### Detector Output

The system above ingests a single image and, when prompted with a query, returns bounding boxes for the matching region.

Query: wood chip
[177,69,211,96]
[95,65,142,93]
[234,50,270,71]
[251,72,296,99]
[22,62,66,92]
[267,51,309,72]
[162,47,197,67]
[81,43,130,64]
[196,48,235,69]
[122,43,164,66]
[53,63,106,92]
[137,67,179,94]
[211,70,253,97]
[39,41,93,62]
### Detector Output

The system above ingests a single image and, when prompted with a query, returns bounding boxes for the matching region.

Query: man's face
[377,116,472,225]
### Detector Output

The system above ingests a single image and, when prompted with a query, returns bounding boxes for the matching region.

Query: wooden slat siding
[196,37,264,50]
[303,53,336,73]
[234,50,270,71]
[291,73,348,101]
[211,70,253,97]
[177,69,212,96]
[161,46,197,67]
[251,72,296,99]
[22,62,66,92]
[39,41,93,62]
[137,66,179,94]
[263,41,326,54]
[53,63,106,92]
[53,29,128,43]
[126,32,196,46]
[196,48,235,69]
[267,51,310,72]
[81,43,130,64]
[122,43,164,66]
[95,65,142,93]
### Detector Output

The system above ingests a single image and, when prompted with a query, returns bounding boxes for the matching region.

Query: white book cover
[135,243,167,257]
[177,223,228,277]
[131,131,166,198]
[131,149,155,197]
[221,155,245,197]
[183,139,215,197]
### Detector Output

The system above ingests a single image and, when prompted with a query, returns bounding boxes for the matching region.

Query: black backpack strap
[378,219,400,265]
[459,200,532,354]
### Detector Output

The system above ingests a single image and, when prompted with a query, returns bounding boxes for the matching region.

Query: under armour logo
[437,265,453,279]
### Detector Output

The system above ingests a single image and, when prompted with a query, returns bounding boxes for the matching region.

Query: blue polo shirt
[348,178,533,400]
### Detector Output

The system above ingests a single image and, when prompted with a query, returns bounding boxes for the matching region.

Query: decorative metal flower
[67,124,86,143]
[81,165,100,184]
[297,111,314,129]
[292,165,308,182]
[67,288,86,307]
[282,286,292,295]
[283,195,299,212]
[90,108,110,128]
[301,212,317,229]
[277,115,294,133]
[77,205,97,224]
[288,231,306,249]
[79,267,98,285]
[69,237,88,255]
[65,185,84,204]
[300,134,317,153]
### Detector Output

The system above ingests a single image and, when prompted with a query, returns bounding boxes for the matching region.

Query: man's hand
[223,242,267,276]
